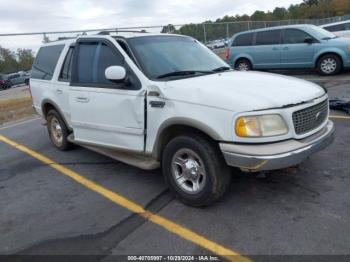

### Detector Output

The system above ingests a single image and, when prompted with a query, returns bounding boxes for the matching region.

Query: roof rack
[97,29,148,35]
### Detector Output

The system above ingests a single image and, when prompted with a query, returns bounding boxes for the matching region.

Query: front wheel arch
[315,52,343,75]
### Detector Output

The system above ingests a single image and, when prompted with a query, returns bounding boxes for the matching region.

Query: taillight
[225,48,230,61]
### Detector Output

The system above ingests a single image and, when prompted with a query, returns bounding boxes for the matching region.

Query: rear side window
[255,30,281,45]
[31,45,64,80]
[283,29,311,44]
[77,42,124,85]
[324,23,347,32]
[232,33,253,47]
[59,47,74,82]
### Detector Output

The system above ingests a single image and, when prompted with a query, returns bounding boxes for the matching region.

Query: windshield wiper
[156,70,211,79]
[211,66,231,72]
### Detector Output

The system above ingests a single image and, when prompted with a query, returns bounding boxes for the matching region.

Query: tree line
[162,0,350,41]
[0,47,34,74]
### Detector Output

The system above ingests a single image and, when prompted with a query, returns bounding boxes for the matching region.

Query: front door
[69,39,145,152]
[280,29,315,68]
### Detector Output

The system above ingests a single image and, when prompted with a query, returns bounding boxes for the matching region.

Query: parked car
[30,32,334,206]
[227,24,350,75]
[206,39,226,49]
[321,20,350,38]
[7,71,30,87]
[0,74,11,90]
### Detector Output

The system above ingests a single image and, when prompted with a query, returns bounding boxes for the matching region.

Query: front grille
[292,99,328,135]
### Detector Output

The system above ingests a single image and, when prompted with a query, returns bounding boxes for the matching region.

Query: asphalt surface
[1,84,350,261]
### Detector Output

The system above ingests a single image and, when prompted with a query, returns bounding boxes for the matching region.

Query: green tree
[17,49,34,71]
[161,24,176,34]
[0,47,18,73]
[251,11,266,21]
[272,7,288,20]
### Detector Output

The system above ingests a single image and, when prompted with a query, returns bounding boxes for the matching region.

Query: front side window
[233,33,253,47]
[255,30,281,45]
[31,45,64,80]
[77,42,124,85]
[283,29,312,44]
[127,36,229,80]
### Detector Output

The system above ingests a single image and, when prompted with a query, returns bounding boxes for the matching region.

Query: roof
[41,32,189,46]
[320,19,350,28]
[233,24,317,36]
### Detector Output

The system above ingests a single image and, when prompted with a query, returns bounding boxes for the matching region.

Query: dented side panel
[69,87,146,152]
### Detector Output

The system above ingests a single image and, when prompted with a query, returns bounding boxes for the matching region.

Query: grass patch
[0,97,35,125]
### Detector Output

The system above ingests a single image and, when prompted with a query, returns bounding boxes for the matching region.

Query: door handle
[75,96,90,103]
[150,101,165,108]
[56,89,63,94]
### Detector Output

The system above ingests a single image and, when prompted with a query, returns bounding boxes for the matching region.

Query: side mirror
[105,66,126,82]
[304,37,314,44]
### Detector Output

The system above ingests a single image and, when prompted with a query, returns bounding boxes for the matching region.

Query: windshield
[309,25,337,40]
[127,36,229,80]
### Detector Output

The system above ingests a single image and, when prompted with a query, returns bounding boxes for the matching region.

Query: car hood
[161,71,325,112]
[325,37,350,44]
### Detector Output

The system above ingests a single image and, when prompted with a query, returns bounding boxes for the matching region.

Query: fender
[151,117,223,159]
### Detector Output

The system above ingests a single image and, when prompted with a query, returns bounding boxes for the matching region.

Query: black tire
[235,58,252,71]
[317,54,342,76]
[47,109,72,151]
[25,79,29,85]
[162,135,231,207]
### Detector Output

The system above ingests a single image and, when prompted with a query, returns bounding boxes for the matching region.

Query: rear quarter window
[31,45,64,80]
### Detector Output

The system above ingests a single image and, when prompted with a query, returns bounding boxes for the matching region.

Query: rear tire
[317,54,341,76]
[47,109,72,151]
[162,135,231,207]
[235,59,252,71]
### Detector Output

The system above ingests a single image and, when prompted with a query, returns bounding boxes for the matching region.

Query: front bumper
[220,121,335,172]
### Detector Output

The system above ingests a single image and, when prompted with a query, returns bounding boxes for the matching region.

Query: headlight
[235,114,288,137]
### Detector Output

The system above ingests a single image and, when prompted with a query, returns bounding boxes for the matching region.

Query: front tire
[317,54,341,76]
[162,135,231,207]
[47,109,72,151]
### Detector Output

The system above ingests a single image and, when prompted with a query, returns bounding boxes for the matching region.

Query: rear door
[253,29,282,69]
[69,38,145,152]
[280,28,316,68]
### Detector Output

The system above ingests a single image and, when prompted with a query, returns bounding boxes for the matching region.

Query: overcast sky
[0,0,302,51]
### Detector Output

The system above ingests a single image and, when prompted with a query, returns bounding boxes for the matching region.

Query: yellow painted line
[0,134,251,262]
[329,115,350,120]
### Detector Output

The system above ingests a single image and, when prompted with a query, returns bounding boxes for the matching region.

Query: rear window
[31,45,64,80]
[255,30,281,45]
[232,33,253,47]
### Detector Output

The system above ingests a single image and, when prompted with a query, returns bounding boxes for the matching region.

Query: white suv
[30,32,335,206]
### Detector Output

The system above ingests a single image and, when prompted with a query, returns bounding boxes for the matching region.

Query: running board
[68,134,160,170]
